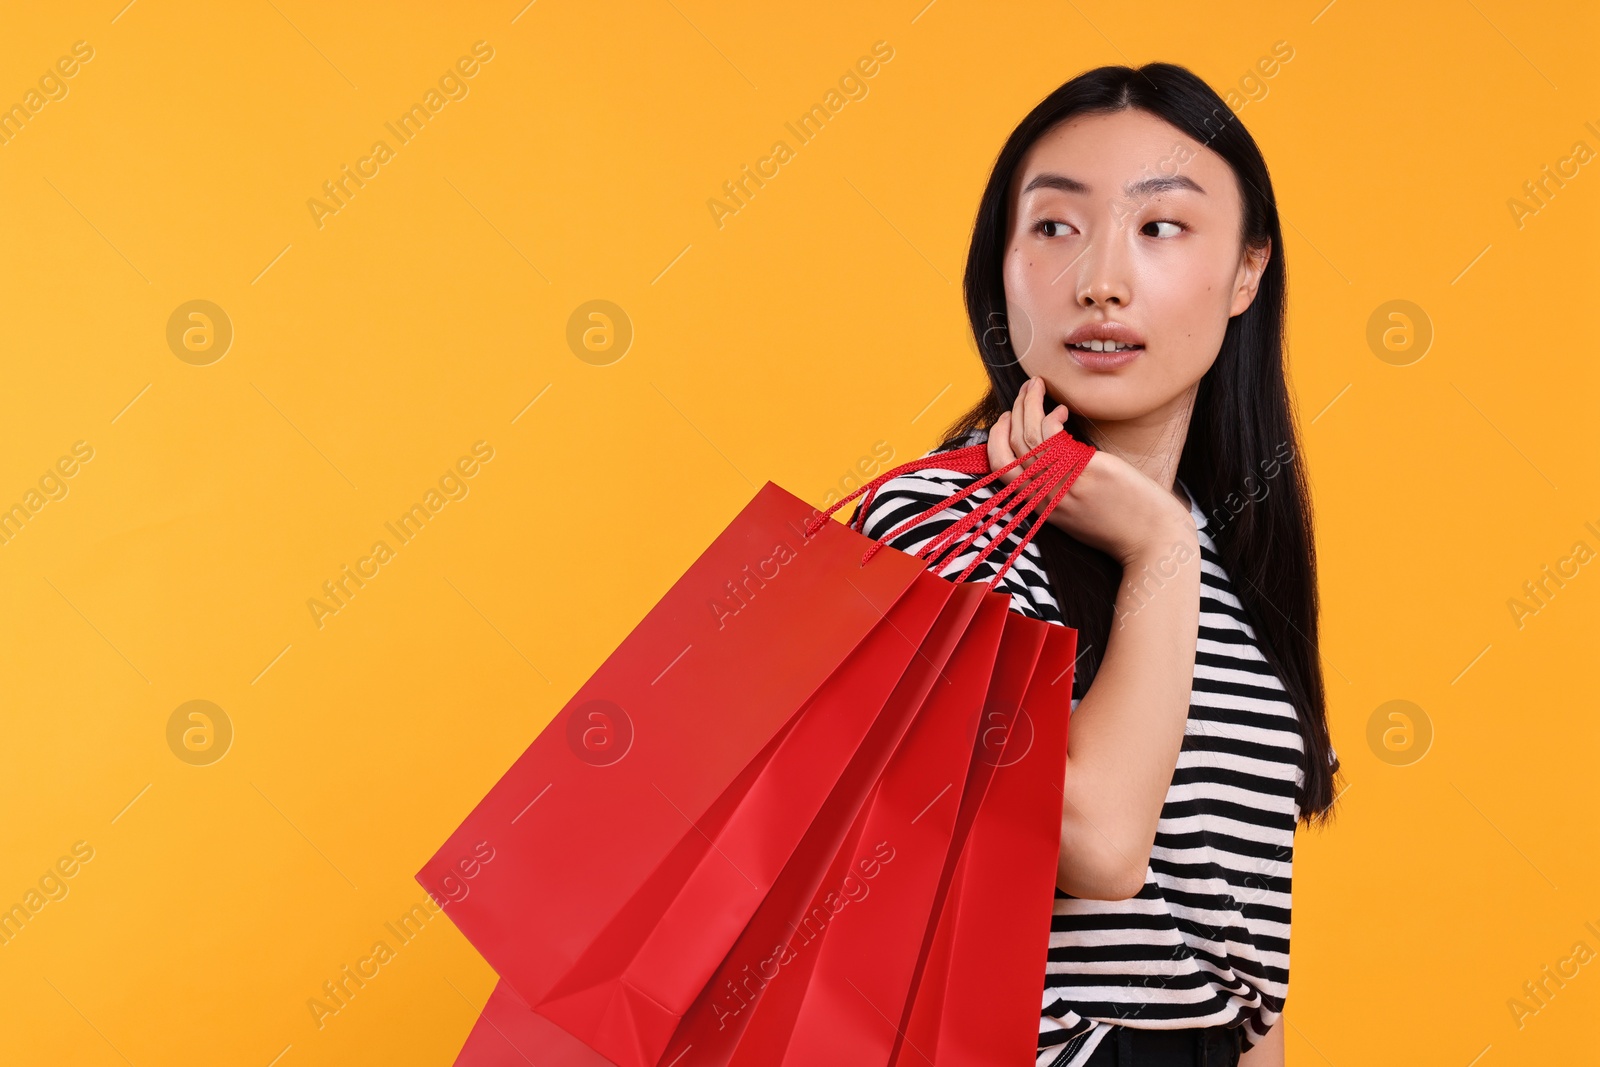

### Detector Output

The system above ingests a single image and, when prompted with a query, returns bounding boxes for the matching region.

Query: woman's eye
[1034,219,1073,238]
[1142,219,1185,238]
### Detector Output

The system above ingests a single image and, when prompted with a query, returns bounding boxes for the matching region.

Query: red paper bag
[536,570,957,1067]
[454,978,621,1067]
[661,582,1002,1067]
[753,592,1028,1067]
[438,430,1095,1067]
[418,482,947,1063]
[889,617,1077,1066]
[451,585,998,1067]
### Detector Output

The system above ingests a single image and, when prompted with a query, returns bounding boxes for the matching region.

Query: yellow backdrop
[2,1,1596,1063]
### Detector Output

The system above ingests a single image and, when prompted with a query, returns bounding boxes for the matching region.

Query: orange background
[1,1,1596,1063]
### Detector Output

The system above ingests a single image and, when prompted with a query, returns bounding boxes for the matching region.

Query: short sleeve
[852,460,1058,626]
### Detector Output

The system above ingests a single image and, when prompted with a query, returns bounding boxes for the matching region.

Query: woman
[852,64,1341,1066]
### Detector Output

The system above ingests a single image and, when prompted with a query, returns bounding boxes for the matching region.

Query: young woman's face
[1001,108,1269,423]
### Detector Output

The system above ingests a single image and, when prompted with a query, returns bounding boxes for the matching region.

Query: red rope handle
[963,442,1092,586]
[919,438,1094,586]
[900,439,1080,575]
[806,430,1096,590]
[875,435,1094,588]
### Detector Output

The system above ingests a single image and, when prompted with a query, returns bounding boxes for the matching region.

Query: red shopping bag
[745,596,1039,1067]
[452,601,1077,1067]
[660,582,1002,1067]
[889,616,1078,1066]
[451,578,999,1067]
[534,570,958,1067]
[720,436,1087,1067]
[436,429,1095,1067]
[418,482,958,1063]
[454,979,612,1067]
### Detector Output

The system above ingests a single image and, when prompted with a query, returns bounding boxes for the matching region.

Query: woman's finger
[1044,398,1070,435]
[1021,377,1047,450]
[1011,381,1030,462]
[989,411,1017,483]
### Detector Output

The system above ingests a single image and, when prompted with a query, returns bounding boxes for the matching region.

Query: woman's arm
[1055,526,1199,898]
[988,378,1200,900]
[1239,1017,1285,1066]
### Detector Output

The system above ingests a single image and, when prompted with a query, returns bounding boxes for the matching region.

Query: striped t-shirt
[852,427,1308,1064]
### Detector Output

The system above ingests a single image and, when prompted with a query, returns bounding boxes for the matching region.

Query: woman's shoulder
[854,427,992,531]
[852,423,1064,625]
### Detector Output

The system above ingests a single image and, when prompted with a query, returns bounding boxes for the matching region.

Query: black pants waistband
[1081,1022,1245,1066]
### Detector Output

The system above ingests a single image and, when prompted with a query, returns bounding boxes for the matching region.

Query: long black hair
[942,62,1341,827]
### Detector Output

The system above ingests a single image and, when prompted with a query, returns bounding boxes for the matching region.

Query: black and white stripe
[853,428,1307,1063]
[851,430,1069,631]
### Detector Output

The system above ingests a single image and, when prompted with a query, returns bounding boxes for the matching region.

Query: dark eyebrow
[1021,171,1206,198]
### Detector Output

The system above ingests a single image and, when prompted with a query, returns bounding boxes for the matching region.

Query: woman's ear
[1229,237,1272,316]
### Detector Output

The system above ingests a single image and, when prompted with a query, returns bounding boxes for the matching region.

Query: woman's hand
[988,376,1194,567]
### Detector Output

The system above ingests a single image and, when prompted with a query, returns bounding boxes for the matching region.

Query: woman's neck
[1079,387,1197,501]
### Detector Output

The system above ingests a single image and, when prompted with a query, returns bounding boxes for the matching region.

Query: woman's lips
[1066,342,1143,370]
